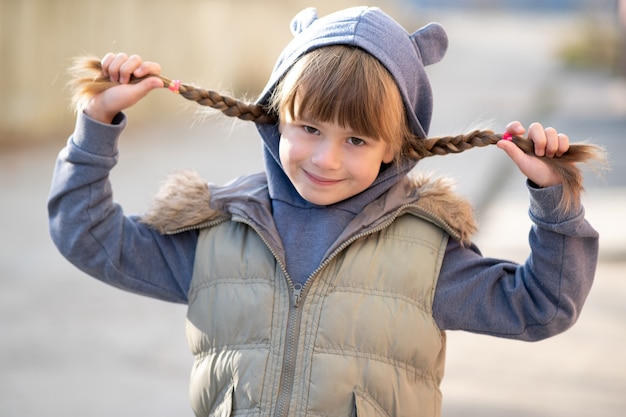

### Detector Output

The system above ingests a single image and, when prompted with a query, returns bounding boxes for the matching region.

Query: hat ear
[290,7,319,36]
[410,22,448,66]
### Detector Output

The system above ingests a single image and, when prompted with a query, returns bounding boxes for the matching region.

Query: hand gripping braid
[68,56,276,124]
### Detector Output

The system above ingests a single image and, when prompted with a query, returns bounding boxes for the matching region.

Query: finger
[100,52,116,78]
[118,54,143,84]
[505,120,526,136]
[556,133,569,157]
[107,52,129,83]
[544,127,559,158]
[528,122,547,157]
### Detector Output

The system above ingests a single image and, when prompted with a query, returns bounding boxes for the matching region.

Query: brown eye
[347,137,365,146]
[303,125,319,135]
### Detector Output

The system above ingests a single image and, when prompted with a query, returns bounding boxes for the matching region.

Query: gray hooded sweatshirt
[48,6,599,344]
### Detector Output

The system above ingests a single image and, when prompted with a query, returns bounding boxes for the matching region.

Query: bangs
[274,45,407,150]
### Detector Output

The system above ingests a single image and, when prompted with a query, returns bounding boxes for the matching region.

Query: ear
[410,22,448,66]
[290,7,319,36]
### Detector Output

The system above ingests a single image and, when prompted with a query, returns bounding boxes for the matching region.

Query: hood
[257,6,448,139]
[254,7,448,211]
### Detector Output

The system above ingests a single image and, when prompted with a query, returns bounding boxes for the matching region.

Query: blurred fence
[0,0,386,145]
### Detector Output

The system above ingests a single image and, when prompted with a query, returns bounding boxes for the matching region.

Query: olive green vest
[186,213,448,417]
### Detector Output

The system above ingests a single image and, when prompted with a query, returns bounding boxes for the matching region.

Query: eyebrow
[294,114,315,124]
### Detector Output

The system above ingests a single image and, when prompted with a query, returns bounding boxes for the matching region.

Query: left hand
[497,121,570,188]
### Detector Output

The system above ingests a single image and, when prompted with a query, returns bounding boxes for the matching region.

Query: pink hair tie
[501,132,513,141]
[168,80,181,94]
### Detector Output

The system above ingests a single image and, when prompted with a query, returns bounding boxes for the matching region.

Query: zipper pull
[292,283,303,307]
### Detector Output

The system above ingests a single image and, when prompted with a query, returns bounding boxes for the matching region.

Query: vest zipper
[292,283,303,306]
[226,216,302,417]
[274,293,303,417]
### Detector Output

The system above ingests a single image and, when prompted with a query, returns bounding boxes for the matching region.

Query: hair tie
[501,132,513,141]
[168,80,181,94]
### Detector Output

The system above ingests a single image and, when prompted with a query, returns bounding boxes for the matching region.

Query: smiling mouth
[304,170,342,186]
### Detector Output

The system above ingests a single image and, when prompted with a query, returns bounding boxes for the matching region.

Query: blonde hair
[68,54,607,212]
[268,45,420,162]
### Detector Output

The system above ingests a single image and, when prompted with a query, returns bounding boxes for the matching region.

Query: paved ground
[1,10,625,417]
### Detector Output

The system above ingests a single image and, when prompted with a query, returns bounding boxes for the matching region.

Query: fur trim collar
[406,175,477,245]
[140,171,223,234]
[140,170,477,245]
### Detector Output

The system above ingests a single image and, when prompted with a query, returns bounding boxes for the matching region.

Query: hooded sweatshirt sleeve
[47,112,196,303]
[432,183,599,341]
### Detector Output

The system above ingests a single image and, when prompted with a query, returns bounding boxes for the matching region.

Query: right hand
[84,53,164,124]
[497,121,570,189]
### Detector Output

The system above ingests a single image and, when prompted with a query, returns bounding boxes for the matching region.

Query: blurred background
[1,0,624,144]
[1,0,625,416]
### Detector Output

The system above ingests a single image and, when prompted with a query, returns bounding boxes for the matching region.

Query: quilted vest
[186,212,448,417]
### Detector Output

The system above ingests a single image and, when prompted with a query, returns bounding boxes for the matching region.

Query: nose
[311,139,341,170]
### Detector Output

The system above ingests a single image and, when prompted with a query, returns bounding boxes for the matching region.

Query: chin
[298,191,340,206]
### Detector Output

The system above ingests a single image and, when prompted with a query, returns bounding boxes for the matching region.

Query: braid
[421,130,500,157]
[419,131,607,212]
[174,83,276,124]
[68,56,276,124]
[68,56,608,212]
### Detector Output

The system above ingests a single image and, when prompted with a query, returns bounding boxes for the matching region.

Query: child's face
[279,113,394,206]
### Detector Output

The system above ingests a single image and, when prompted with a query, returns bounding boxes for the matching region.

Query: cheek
[361,161,383,185]
[348,152,386,184]
[278,135,298,169]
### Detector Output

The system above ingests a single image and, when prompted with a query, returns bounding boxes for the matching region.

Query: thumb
[86,76,165,123]
[111,76,164,112]
[497,137,545,183]
[130,76,164,99]
[497,138,527,167]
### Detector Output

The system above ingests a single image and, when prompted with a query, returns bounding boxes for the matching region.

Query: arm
[433,182,598,341]
[48,53,196,303]
[48,111,196,303]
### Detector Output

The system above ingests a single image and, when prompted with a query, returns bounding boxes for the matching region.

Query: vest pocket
[209,379,234,417]
[354,386,390,417]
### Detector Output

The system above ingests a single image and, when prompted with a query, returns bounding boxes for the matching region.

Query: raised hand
[498,121,571,188]
[83,53,164,124]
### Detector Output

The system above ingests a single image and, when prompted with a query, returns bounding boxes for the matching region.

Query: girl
[49,7,603,417]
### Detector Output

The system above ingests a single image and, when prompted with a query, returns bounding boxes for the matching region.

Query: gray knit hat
[256,6,448,138]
